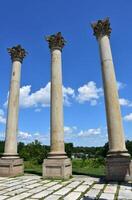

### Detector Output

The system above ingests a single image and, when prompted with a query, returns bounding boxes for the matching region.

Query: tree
[65,143,73,158]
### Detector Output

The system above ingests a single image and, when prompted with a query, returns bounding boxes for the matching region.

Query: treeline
[0,140,132,164]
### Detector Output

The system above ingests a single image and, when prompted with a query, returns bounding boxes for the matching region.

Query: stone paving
[0,174,131,200]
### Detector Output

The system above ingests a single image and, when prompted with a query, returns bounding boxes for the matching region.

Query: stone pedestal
[91,18,132,181]
[43,158,72,179]
[106,156,132,181]
[0,158,24,177]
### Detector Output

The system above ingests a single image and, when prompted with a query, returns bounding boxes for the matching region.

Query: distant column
[0,45,27,177]
[43,32,72,179]
[91,18,132,181]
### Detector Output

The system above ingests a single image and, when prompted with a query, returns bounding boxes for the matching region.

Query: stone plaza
[0,174,131,200]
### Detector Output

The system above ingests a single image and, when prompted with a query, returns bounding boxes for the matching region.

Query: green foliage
[72,158,105,177]
[19,140,49,164]
[126,140,132,156]
[0,141,4,156]
[65,143,73,158]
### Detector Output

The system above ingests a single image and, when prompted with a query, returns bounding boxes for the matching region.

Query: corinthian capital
[7,45,27,63]
[91,18,112,39]
[46,32,66,50]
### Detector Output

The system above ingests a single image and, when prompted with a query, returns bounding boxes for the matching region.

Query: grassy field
[72,158,105,177]
[24,158,105,177]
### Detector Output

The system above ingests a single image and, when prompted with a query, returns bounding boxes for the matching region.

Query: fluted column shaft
[3,45,26,158]
[98,35,127,154]
[4,61,21,156]
[50,48,65,155]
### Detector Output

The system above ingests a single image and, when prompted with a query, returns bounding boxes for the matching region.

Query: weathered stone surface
[85,188,101,198]
[99,192,115,199]
[31,190,53,199]
[92,183,104,189]
[54,187,72,195]
[0,158,24,177]
[67,181,81,188]
[44,194,62,200]
[0,174,131,199]
[64,191,82,200]
[43,158,72,179]
[74,185,89,192]
[104,185,117,193]
[106,156,132,181]
[118,189,132,200]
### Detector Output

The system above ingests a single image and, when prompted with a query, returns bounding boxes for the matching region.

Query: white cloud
[76,81,103,105]
[34,108,41,112]
[119,98,132,107]
[78,128,101,137]
[63,86,75,106]
[0,109,6,124]
[4,82,75,109]
[64,126,77,135]
[124,113,132,121]
[18,131,32,139]
[117,81,126,90]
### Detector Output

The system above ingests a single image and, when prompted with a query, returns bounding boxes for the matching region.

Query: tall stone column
[43,32,72,179]
[91,18,132,181]
[0,45,27,177]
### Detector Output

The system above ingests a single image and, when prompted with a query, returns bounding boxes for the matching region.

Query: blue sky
[0,0,132,147]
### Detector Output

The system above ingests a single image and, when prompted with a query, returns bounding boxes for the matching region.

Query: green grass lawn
[72,159,105,177]
[24,158,105,177]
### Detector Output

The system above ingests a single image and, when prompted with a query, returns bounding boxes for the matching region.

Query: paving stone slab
[7,192,32,200]
[54,187,72,195]
[104,185,117,193]
[26,182,42,189]
[84,188,100,198]
[118,189,132,200]
[31,190,53,199]
[44,194,62,200]
[120,184,131,190]
[99,192,115,200]
[74,185,89,192]
[44,181,59,187]
[27,186,48,194]
[47,184,63,191]
[92,183,104,190]
[66,181,81,188]
[64,191,82,200]
[0,196,9,200]
[6,188,29,196]
[82,180,94,186]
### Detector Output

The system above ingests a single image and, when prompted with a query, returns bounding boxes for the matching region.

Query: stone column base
[106,156,132,181]
[43,158,72,179]
[0,158,24,177]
